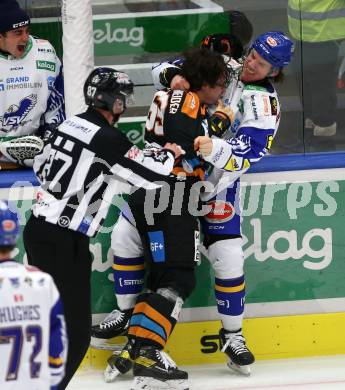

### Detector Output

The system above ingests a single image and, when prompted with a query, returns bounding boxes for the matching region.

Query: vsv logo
[0,94,37,128]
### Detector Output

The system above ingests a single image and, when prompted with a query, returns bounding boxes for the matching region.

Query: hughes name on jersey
[0,260,67,390]
[0,36,65,137]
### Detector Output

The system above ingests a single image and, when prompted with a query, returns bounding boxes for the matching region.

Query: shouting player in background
[0,0,64,168]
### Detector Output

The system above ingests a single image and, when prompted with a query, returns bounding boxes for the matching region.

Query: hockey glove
[159,66,183,89]
[0,135,44,167]
[209,101,234,138]
[201,33,244,60]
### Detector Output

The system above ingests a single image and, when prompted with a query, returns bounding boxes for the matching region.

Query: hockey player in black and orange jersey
[105,48,229,390]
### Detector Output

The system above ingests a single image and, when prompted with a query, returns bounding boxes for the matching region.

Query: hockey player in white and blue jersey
[93,31,294,382]
[0,200,67,389]
[191,31,294,374]
[0,0,65,167]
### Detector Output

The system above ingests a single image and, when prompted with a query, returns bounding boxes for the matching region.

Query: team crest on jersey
[0,277,3,289]
[0,94,37,129]
[9,277,20,288]
[204,200,235,223]
[24,277,33,287]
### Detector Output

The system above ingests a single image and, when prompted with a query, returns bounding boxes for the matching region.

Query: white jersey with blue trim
[202,58,281,201]
[0,260,67,389]
[0,36,65,137]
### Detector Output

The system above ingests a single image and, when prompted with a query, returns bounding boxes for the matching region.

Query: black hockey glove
[209,101,234,138]
[159,66,183,88]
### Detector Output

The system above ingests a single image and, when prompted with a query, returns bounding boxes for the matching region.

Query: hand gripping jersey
[0,260,67,390]
[0,36,65,137]
[32,108,176,237]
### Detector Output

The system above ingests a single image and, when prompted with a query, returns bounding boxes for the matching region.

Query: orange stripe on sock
[128,326,166,347]
[133,302,172,338]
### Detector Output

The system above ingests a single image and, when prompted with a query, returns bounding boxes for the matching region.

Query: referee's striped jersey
[32,107,175,237]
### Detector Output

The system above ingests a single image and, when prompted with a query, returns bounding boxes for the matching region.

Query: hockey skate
[219,328,255,376]
[104,339,136,382]
[90,309,132,350]
[131,346,189,390]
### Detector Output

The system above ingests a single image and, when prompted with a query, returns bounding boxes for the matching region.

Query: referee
[23,67,180,389]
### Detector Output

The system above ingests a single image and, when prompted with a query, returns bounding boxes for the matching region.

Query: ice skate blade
[227,360,251,376]
[131,376,189,390]
[104,364,122,383]
[90,336,126,351]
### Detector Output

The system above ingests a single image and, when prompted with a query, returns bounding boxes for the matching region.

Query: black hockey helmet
[84,67,134,113]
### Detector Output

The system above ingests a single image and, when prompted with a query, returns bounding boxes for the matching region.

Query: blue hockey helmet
[0,201,19,246]
[251,31,294,68]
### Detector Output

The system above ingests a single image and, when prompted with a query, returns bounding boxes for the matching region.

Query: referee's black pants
[23,215,92,389]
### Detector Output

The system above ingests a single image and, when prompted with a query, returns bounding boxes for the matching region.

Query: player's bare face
[199,78,226,105]
[241,49,273,83]
[112,98,125,115]
[0,26,30,58]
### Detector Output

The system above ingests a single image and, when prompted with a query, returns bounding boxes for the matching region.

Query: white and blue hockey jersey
[0,260,67,390]
[0,36,65,137]
[201,57,281,200]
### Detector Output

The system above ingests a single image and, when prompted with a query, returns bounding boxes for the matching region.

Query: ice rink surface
[68,354,345,390]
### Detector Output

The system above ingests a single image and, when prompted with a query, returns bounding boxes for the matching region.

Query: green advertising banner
[7,171,344,316]
[93,13,228,56]
[31,12,230,59]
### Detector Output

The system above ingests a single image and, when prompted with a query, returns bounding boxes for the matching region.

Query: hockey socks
[128,292,181,349]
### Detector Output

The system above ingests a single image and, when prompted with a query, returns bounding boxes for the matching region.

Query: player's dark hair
[181,48,229,91]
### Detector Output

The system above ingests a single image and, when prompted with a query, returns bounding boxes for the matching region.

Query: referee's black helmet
[84,67,134,112]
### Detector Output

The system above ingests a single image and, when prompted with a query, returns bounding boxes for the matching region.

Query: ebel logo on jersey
[36,60,56,72]
[0,94,37,128]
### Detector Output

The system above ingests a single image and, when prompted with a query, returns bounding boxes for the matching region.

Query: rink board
[86,312,345,369]
[2,164,345,366]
